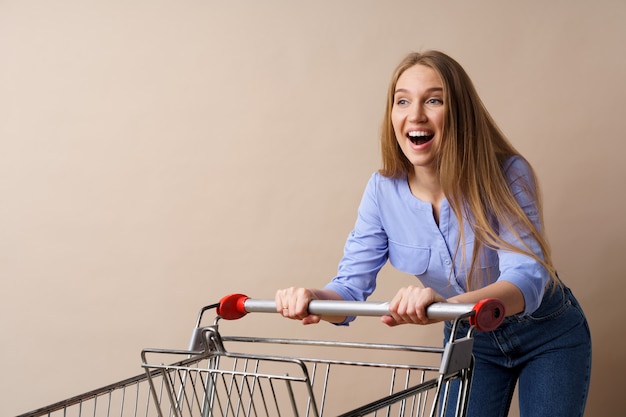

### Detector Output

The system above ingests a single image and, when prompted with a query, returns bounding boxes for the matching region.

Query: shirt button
[444,259,451,265]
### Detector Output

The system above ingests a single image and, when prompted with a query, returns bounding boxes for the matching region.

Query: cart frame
[18,296,504,417]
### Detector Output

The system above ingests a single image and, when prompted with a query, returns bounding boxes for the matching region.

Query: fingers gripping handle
[217,294,505,332]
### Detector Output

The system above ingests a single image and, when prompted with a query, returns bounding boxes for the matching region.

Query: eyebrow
[394,87,443,95]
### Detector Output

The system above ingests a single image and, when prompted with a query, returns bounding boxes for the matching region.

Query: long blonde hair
[380,50,558,290]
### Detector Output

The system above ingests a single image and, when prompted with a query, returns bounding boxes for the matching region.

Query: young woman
[275,50,591,417]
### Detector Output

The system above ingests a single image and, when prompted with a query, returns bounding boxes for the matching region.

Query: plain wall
[1,1,624,416]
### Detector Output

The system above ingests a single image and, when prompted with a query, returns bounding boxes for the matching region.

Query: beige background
[1,1,624,416]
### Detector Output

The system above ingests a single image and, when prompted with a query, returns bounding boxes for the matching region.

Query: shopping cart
[17,294,505,417]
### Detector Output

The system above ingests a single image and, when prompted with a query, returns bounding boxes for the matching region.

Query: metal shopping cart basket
[18,294,504,417]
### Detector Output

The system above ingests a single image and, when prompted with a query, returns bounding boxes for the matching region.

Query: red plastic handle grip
[469,298,505,332]
[217,293,249,320]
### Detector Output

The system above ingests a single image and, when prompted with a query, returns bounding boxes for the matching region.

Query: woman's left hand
[382,285,447,326]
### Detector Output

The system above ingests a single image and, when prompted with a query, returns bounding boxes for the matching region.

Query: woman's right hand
[275,287,321,324]
[275,287,345,325]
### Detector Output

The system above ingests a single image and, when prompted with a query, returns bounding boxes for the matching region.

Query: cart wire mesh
[141,325,475,417]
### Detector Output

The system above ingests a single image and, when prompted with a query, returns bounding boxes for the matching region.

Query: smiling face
[391,64,445,173]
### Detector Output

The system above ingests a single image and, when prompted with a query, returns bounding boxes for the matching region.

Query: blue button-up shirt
[324,156,549,323]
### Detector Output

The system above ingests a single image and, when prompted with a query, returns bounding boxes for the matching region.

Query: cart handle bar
[217,294,505,332]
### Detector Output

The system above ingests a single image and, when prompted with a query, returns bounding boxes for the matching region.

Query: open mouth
[407,131,434,145]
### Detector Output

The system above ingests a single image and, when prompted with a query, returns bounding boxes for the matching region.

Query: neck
[408,168,443,204]
[408,168,444,224]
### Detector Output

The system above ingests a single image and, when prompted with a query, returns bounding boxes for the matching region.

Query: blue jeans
[443,282,592,417]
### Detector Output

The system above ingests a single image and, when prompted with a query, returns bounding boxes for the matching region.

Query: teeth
[408,131,430,137]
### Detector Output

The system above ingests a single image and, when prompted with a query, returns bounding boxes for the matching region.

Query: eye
[426,97,443,105]
[395,98,409,106]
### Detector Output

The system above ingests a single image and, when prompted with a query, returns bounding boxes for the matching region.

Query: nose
[409,103,428,123]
